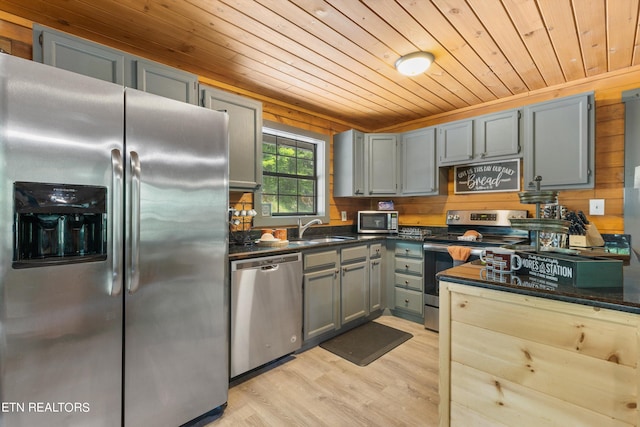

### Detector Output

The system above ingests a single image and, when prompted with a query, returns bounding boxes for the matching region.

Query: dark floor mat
[319,321,413,366]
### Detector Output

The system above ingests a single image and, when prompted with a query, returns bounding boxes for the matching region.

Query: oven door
[423,243,481,332]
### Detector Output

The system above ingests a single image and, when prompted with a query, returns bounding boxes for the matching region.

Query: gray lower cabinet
[401,127,446,196]
[367,133,398,196]
[340,245,369,324]
[524,92,594,189]
[33,24,198,105]
[303,250,340,340]
[303,242,386,342]
[333,130,366,197]
[392,241,424,321]
[201,86,263,191]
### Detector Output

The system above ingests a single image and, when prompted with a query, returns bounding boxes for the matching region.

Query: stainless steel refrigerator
[0,54,229,426]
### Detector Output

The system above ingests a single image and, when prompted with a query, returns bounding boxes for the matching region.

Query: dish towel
[447,246,472,266]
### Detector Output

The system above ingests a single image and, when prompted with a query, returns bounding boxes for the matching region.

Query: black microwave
[357,211,399,234]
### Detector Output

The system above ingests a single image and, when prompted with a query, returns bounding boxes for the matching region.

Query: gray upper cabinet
[201,86,263,191]
[34,24,125,85]
[131,59,197,105]
[437,120,474,165]
[437,109,521,166]
[523,93,594,189]
[367,133,398,196]
[475,109,521,160]
[333,130,366,197]
[34,25,198,105]
[401,127,446,196]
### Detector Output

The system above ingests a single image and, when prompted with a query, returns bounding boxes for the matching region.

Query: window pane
[277,155,296,175]
[278,177,298,195]
[277,139,296,156]
[297,143,314,159]
[298,196,315,213]
[298,159,314,176]
[262,154,276,172]
[262,175,278,194]
[262,130,318,216]
[262,138,276,153]
[299,179,314,196]
[278,195,297,213]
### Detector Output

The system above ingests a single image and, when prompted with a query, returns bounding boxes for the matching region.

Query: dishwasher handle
[232,253,302,271]
[261,264,280,272]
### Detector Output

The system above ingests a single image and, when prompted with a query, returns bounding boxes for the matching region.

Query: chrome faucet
[298,218,322,239]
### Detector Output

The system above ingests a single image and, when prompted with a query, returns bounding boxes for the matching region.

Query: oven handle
[422,243,484,257]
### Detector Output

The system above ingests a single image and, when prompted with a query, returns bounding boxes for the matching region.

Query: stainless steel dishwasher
[230,252,303,378]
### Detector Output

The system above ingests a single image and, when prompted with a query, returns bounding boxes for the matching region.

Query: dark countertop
[438,260,640,314]
[229,233,389,261]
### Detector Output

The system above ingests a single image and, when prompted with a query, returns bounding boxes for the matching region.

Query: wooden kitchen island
[437,261,640,427]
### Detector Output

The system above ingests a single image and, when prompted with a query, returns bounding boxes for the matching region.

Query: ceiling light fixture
[395,51,435,76]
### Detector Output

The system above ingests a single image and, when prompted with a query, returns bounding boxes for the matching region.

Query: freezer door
[0,55,124,426]
[123,88,229,426]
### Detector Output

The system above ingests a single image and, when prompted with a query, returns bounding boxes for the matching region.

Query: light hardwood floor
[205,315,440,427]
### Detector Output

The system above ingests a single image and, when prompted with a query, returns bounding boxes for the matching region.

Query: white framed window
[253,120,329,227]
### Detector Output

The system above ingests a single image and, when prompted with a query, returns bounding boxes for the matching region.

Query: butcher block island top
[437,262,640,427]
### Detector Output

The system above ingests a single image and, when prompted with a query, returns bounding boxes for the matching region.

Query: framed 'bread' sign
[454,159,520,194]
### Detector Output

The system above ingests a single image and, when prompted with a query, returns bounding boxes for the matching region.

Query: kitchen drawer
[341,245,368,264]
[394,272,423,291]
[394,242,424,259]
[394,287,423,315]
[395,257,423,276]
[304,250,338,271]
[369,243,383,259]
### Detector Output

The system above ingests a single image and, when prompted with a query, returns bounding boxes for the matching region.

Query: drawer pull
[404,280,409,285]
[404,299,410,304]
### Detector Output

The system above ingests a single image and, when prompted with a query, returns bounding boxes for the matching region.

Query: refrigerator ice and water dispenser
[13,181,107,267]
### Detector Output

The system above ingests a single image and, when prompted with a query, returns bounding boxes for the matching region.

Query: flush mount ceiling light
[395,51,435,76]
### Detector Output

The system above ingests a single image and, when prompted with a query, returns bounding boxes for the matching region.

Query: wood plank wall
[0,12,634,234]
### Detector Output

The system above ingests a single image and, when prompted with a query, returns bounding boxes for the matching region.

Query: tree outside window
[261,132,317,215]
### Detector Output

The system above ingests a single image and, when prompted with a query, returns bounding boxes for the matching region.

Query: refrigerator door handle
[111,149,124,296]
[127,150,142,294]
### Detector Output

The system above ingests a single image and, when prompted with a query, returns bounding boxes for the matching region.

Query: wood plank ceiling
[2,0,640,130]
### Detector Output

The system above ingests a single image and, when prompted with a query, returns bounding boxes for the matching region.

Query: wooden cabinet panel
[449,287,637,365]
[451,362,631,427]
[440,281,640,427]
[452,321,636,425]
